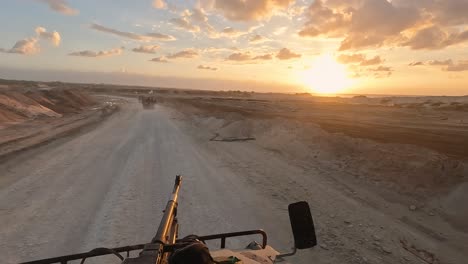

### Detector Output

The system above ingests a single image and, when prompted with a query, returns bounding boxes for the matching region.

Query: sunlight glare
[301,54,353,94]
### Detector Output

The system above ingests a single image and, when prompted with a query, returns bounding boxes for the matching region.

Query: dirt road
[0,100,291,263]
[1,99,467,264]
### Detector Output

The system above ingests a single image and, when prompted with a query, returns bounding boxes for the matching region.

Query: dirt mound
[194,113,254,140]
[192,113,467,195]
[251,119,467,193]
[189,112,468,230]
[0,87,95,128]
[217,120,253,139]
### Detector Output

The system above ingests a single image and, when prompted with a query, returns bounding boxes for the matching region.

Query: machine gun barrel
[152,175,182,245]
[122,175,183,264]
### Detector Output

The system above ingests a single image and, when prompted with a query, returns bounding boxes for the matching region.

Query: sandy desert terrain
[160,93,468,264]
[0,80,467,264]
[0,83,119,162]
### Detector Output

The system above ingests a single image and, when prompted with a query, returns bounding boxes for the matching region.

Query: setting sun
[302,54,353,94]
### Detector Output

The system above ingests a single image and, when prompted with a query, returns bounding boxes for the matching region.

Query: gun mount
[20,176,317,264]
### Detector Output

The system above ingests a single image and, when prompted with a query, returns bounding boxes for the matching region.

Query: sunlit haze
[301,54,354,94]
[0,0,467,95]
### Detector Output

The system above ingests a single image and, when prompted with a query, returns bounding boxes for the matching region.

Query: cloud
[226,52,252,61]
[201,46,239,57]
[191,9,217,34]
[249,34,268,43]
[408,61,424,66]
[166,49,198,59]
[360,56,382,66]
[205,26,252,39]
[337,53,382,66]
[203,47,239,52]
[339,0,420,50]
[403,26,468,50]
[150,57,169,63]
[35,27,61,46]
[198,65,218,71]
[37,0,79,15]
[429,0,468,26]
[146,32,176,41]
[2,38,41,55]
[414,58,468,71]
[221,27,238,35]
[369,66,392,72]
[446,60,468,72]
[69,48,123,58]
[337,53,365,64]
[403,26,448,50]
[90,23,176,41]
[367,65,393,78]
[253,54,273,60]
[220,27,246,37]
[91,23,147,40]
[153,0,167,9]
[428,59,453,66]
[349,63,393,78]
[225,52,273,62]
[168,8,254,39]
[132,45,159,54]
[191,8,208,23]
[170,17,200,32]
[273,26,288,35]
[169,8,219,37]
[0,26,62,55]
[213,0,295,21]
[299,0,468,51]
[298,0,349,38]
[276,48,301,60]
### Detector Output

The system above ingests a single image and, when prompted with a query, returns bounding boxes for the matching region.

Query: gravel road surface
[0,100,294,263]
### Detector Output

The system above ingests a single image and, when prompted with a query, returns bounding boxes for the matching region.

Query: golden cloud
[299,0,468,51]
[276,48,301,60]
[91,23,176,41]
[170,17,200,32]
[150,57,169,63]
[4,38,40,55]
[198,65,218,71]
[214,0,295,21]
[132,45,160,54]
[337,53,382,66]
[37,0,79,16]
[166,49,198,59]
[69,48,123,58]
[153,0,167,9]
[226,51,273,62]
[35,27,61,46]
[1,26,61,55]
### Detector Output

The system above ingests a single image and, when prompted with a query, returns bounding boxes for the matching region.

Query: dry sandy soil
[160,93,468,264]
[0,85,119,161]
[0,85,95,128]
[0,82,467,264]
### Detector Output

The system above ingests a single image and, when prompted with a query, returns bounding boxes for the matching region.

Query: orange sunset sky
[0,0,467,95]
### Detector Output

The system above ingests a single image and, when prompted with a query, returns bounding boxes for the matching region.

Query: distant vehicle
[20,176,317,264]
[139,96,157,109]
